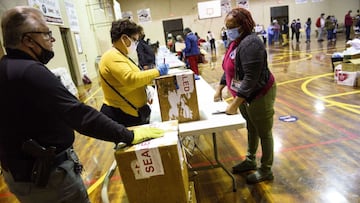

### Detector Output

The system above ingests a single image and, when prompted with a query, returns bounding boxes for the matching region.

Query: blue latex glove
[157,63,169,76]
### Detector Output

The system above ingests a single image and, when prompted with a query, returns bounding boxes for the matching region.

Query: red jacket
[344,13,353,26]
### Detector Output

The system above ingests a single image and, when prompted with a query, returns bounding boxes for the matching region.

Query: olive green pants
[239,83,277,170]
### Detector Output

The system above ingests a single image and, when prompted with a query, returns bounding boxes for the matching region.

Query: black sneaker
[232,160,257,174]
[246,168,274,184]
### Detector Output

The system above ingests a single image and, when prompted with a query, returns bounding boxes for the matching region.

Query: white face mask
[125,35,138,55]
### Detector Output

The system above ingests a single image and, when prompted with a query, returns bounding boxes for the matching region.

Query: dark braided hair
[226,8,255,41]
[110,19,141,43]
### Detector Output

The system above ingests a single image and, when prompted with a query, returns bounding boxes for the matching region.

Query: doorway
[270,6,289,27]
[60,28,78,85]
[162,18,183,52]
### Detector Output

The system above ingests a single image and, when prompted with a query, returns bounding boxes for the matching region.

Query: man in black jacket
[136,27,156,70]
[0,6,164,203]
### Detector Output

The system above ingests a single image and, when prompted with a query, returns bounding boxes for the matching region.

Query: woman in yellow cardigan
[99,19,168,127]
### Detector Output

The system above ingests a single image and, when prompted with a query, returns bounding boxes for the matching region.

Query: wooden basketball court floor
[1,34,359,203]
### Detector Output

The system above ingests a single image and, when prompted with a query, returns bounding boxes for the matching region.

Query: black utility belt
[2,146,80,186]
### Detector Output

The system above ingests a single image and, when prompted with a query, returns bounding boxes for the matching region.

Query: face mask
[124,35,138,55]
[127,40,138,55]
[29,38,54,64]
[226,27,241,41]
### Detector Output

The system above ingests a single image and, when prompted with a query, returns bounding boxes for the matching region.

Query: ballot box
[155,71,200,123]
[341,58,360,72]
[114,121,189,203]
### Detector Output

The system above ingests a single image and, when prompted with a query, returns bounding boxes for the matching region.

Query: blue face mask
[226,27,241,41]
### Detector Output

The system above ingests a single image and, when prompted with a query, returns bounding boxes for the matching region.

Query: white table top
[156,46,185,68]
[150,69,246,136]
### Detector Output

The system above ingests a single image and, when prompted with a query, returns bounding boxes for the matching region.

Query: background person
[281,20,289,46]
[183,27,201,78]
[0,6,164,203]
[290,19,296,41]
[175,35,185,61]
[206,30,216,54]
[267,22,275,45]
[344,10,353,41]
[317,13,325,42]
[136,26,156,70]
[294,18,301,43]
[214,7,277,184]
[304,17,311,43]
[325,15,335,42]
[99,19,169,127]
[221,27,228,49]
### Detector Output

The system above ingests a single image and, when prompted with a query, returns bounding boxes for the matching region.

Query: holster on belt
[22,139,56,187]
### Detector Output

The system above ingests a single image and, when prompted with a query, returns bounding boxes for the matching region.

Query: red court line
[0,191,13,198]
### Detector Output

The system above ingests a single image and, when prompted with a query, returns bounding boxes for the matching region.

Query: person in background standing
[331,15,338,41]
[214,7,277,184]
[183,27,201,78]
[273,19,280,44]
[206,30,216,54]
[304,17,312,43]
[136,27,156,70]
[344,10,353,41]
[290,19,296,41]
[325,15,335,42]
[175,35,185,61]
[281,20,289,46]
[166,33,175,52]
[0,6,165,203]
[267,22,275,45]
[294,18,301,43]
[221,27,228,49]
[317,13,325,42]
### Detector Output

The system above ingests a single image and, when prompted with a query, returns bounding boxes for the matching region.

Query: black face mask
[29,38,54,64]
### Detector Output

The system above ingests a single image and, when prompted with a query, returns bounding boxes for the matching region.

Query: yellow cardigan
[99,48,160,117]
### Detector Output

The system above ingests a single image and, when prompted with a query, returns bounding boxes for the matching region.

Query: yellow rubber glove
[132,127,165,144]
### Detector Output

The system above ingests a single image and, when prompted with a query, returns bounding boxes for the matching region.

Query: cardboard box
[155,71,200,123]
[341,58,360,72]
[114,121,189,203]
[343,53,360,62]
[337,71,359,87]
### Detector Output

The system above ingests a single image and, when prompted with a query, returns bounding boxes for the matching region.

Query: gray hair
[1,6,45,48]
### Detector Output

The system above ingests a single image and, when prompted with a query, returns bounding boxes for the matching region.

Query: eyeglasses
[23,31,53,40]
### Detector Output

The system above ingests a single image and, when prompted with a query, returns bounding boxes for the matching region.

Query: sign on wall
[221,0,232,15]
[122,11,133,20]
[237,0,249,9]
[28,0,63,25]
[137,8,152,23]
[64,0,80,32]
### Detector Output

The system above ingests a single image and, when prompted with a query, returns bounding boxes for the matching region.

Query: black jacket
[136,39,155,69]
[0,49,134,178]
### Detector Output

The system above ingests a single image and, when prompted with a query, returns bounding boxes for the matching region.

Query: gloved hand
[132,127,165,144]
[156,63,169,76]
